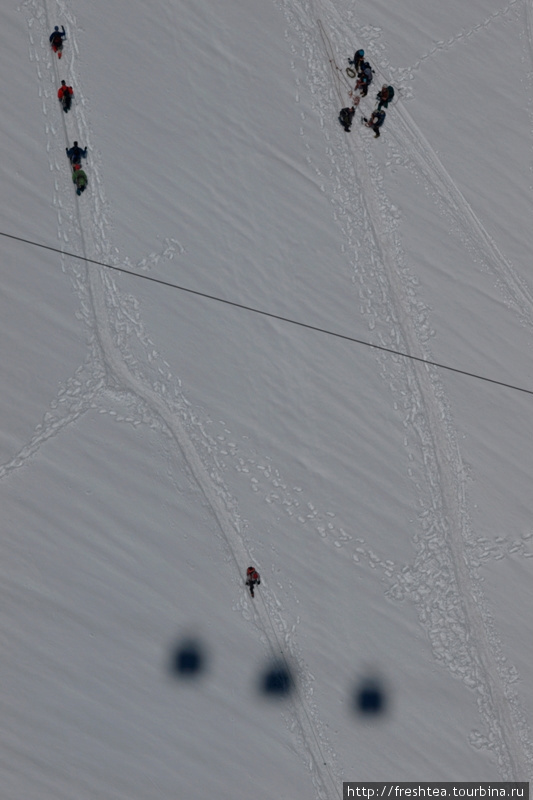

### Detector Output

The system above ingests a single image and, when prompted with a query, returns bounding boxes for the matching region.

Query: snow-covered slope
[1,0,532,796]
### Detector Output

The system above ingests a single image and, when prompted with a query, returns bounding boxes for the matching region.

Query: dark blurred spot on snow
[353,678,387,716]
[169,639,206,678]
[259,660,294,698]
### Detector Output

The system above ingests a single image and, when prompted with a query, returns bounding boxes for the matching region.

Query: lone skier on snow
[58,80,74,113]
[50,25,66,58]
[246,566,261,598]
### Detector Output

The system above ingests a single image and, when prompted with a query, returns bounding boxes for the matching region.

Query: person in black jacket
[339,106,356,132]
[50,26,66,58]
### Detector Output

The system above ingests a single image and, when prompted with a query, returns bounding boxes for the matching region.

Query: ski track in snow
[270,0,533,781]
[14,1,343,797]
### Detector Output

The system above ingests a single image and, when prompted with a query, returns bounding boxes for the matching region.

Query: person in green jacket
[72,163,87,196]
[376,84,394,111]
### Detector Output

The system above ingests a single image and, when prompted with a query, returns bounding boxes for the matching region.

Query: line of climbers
[52,25,259,603]
[51,27,89,197]
[338,48,395,138]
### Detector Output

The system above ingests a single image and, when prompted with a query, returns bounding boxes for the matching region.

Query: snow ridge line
[22,2,344,796]
[275,1,532,779]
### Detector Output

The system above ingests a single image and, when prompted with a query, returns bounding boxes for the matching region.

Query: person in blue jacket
[355,61,373,97]
[363,109,386,138]
[66,141,87,165]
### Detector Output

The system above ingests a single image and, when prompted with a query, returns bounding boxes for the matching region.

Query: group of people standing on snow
[50,26,89,196]
[339,48,394,138]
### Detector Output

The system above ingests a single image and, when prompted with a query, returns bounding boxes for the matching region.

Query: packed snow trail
[274,0,532,781]
[18,1,344,796]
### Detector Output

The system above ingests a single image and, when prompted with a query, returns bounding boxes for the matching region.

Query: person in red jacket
[58,80,74,113]
[246,567,261,598]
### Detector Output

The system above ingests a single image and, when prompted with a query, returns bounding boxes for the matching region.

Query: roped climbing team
[50,26,89,196]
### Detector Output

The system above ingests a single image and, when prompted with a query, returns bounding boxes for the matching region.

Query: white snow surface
[1,0,533,796]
